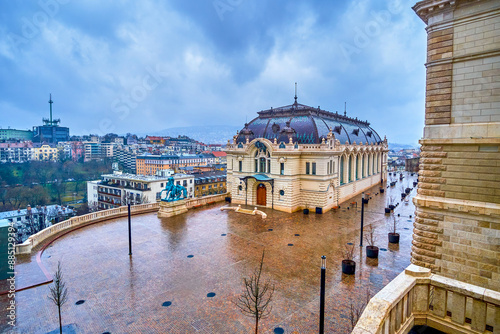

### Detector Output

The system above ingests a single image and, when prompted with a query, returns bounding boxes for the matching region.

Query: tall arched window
[367,154,371,176]
[362,155,366,178]
[340,156,345,185]
[348,156,352,182]
[372,153,375,174]
[356,155,359,180]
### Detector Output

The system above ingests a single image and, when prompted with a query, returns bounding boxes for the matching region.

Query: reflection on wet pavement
[5,173,418,333]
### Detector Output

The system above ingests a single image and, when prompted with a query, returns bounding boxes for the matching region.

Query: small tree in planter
[387,213,400,244]
[399,184,406,200]
[385,195,396,213]
[342,244,356,275]
[405,181,411,194]
[364,224,379,258]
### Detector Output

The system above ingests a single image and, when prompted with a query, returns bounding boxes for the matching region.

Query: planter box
[342,260,356,275]
[366,246,379,259]
[388,233,400,244]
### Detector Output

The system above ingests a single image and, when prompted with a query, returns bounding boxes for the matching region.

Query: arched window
[340,156,345,184]
[367,155,371,176]
[255,150,270,173]
[348,155,352,182]
[356,155,359,180]
[362,155,366,178]
[372,153,375,174]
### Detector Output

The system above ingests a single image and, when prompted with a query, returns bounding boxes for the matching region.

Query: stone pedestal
[158,200,188,218]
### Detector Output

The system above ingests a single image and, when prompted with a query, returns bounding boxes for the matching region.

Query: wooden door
[257,184,266,206]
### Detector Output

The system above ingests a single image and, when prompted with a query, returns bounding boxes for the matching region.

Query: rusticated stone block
[420,158,443,164]
[413,234,443,246]
[412,250,437,264]
[414,222,444,234]
[425,117,451,125]
[411,258,440,272]
[419,170,442,177]
[414,228,439,239]
[419,176,446,184]
[422,164,447,171]
[420,152,447,158]
[412,240,437,252]
[417,212,444,221]
[419,183,442,190]
[421,146,443,152]
[419,189,446,197]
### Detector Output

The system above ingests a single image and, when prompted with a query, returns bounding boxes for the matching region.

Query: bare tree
[235,251,275,334]
[349,288,372,330]
[48,261,69,334]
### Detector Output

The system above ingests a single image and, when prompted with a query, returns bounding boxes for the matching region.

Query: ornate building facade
[226,98,388,213]
[412,0,500,291]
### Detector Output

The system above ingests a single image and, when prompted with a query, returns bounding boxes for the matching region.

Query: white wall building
[87,171,195,210]
[226,99,388,213]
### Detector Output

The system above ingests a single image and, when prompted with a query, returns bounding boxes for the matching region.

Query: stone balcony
[352,264,500,334]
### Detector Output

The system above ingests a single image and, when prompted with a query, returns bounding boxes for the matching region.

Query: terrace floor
[3,172,417,333]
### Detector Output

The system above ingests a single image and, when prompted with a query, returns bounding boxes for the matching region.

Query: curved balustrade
[352,264,500,334]
[15,194,227,255]
[15,202,160,255]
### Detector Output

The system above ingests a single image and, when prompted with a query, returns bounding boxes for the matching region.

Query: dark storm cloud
[0,0,426,144]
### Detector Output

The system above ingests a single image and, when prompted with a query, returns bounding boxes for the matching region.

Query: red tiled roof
[212,151,226,157]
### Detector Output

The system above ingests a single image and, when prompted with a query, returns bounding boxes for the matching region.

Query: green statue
[160,177,187,202]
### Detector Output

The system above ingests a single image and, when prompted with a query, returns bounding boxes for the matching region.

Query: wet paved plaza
[3,173,418,333]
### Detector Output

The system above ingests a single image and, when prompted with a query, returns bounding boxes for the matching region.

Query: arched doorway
[257,183,266,206]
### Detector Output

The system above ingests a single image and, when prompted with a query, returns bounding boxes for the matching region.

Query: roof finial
[294,82,298,105]
[344,101,346,116]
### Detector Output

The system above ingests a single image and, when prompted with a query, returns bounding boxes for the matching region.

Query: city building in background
[32,143,60,162]
[136,153,214,175]
[194,171,227,197]
[87,171,195,210]
[0,128,33,141]
[32,95,70,144]
[0,142,34,163]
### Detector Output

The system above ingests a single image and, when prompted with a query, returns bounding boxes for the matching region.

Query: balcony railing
[352,264,500,334]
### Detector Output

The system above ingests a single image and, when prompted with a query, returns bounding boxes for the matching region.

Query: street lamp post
[319,255,326,334]
[127,193,132,256]
[360,192,365,247]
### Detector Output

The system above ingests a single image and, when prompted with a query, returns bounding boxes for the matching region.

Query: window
[267,159,271,173]
[306,162,310,175]
[280,163,284,175]
[259,157,266,173]
[190,180,193,183]
[332,161,335,174]
[209,185,212,189]
[239,161,242,172]
[356,156,359,180]
[312,162,316,175]
[327,161,330,175]
[161,183,164,187]
[348,156,352,182]
[362,155,366,178]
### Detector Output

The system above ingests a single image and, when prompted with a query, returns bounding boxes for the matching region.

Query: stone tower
[412,0,500,291]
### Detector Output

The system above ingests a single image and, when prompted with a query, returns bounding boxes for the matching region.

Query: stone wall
[413,0,500,291]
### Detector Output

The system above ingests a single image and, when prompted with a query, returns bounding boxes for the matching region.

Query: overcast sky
[0,0,427,145]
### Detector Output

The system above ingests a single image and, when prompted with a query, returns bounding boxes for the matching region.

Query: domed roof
[236,100,382,145]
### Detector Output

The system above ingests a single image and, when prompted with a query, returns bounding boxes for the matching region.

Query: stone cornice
[413,194,500,217]
[413,0,457,24]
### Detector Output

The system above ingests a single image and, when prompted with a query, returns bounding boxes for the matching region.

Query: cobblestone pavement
[3,172,418,334]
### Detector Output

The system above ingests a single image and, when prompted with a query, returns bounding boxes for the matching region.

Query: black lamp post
[319,255,326,334]
[127,193,132,256]
[360,192,365,247]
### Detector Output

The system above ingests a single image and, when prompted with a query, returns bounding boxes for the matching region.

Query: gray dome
[237,101,382,145]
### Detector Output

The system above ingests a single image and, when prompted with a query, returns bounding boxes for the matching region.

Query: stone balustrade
[15,193,227,255]
[352,264,500,334]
